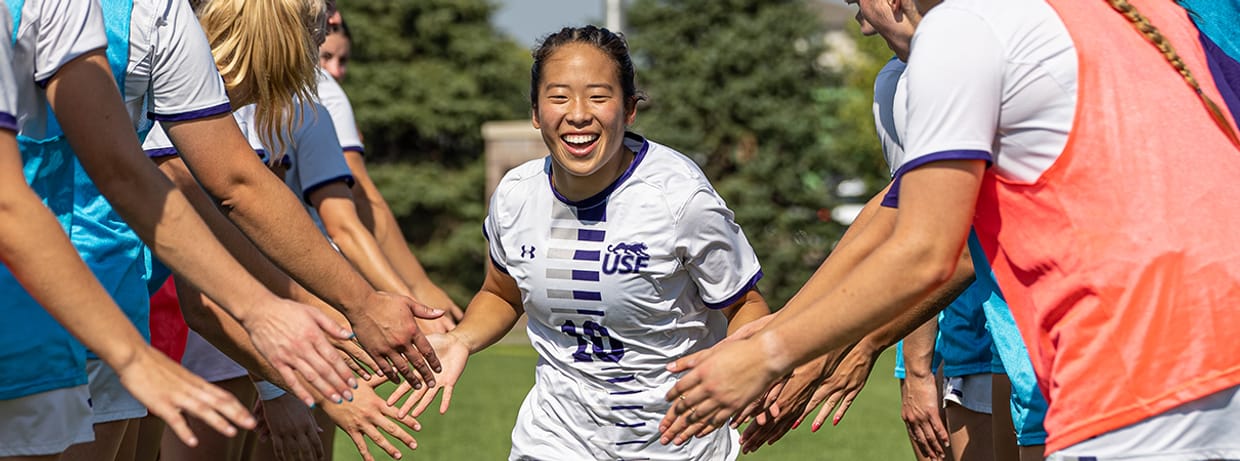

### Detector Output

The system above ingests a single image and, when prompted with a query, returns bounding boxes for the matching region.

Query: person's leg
[991,374,1020,461]
[0,386,94,461]
[132,415,165,461]
[62,360,149,461]
[1019,444,1045,461]
[60,420,130,461]
[944,375,994,461]
[159,376,257,461]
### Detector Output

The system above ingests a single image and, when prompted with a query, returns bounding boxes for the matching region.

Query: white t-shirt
[873,56,908,178]
[316,69,364,154]
[0,5,16,133]
[121,0,230,132]
[485,134,759,460]
[886,0,1077,206]
[9,0,108,140]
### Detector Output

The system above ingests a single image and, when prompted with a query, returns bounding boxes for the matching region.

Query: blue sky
[492,0,609,48]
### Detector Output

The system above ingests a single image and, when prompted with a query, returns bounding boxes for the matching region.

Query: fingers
[292,353,352,404]
[439,385,455,415]
[409,329,442,375]
[347,431,376,461]
[314,334,359,391]
[407,385,438,418]
[410,302,445,320]
[666,349,711,374]
[390,350,431,390]
[386,380,414,407]
[277,365,318,407]
[830,390,858,427]
[362,419,408,459]
[159,410,199,447]
[341,349,371,382]
[312,307,354,341]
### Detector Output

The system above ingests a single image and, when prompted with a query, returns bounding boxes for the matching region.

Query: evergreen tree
[627,0,893,306]
[339,0,531,302]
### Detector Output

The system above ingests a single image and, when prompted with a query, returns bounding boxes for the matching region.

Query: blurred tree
[339,0,531,303]
[627,0,894,307]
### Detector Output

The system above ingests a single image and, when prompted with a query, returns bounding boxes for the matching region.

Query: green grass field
[332,345,912,460]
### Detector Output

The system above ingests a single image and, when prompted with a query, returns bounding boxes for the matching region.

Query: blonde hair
[1106,0,1239,147]
[197,0,326,163]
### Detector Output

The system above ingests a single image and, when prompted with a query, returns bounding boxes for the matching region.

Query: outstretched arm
[661,161,984,441]
[163,113,443,388]
[0,130,254,446]
[392,262,524,418]
[46,50,356,407]
[345,150,463,325]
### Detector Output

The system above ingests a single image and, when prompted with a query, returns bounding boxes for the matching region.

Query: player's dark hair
[328,15,351,41]
[530,25,647,110]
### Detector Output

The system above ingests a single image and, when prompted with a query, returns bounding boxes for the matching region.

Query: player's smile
[561,132,600,157]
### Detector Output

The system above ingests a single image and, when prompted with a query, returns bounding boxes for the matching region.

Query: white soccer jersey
[892,0,1076,193]
[0,6,15,134]
[873,57,908,178]
[146,101,353,216]
[9,0,107,140]
[316,69,364,154]
[485,133,760,461]
[121,0,231,131]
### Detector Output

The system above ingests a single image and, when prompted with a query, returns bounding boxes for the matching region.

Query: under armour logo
[521,245,536,259]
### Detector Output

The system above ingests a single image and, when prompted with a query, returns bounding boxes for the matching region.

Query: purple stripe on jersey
[574,250,601,261]
[148,102,232,122]
[578,309,605,316]
[607,375,635,384]
[341,145,365,154]
[144,147,179,158]
[611,405,643,411]
[615,440,648,446]
[573,290,602,301]
[549,132,650,208]
[576,202,607,222]
[0,113,16,132]
[578,229,606,242]
[610,390,641,395]
[615,422,646,428]
[883,150,992,208]
[1201,32,1240,125]
[572,270,600,281]
[703,269,764,310]
[301,174,356,205]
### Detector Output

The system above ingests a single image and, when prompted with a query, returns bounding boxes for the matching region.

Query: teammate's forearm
[899,318,939,379]
[767,191,898,332]
[162,115,378,316]
[855,248,974,359]
[46,51,281,323]
[0,148,148,371]
[317,195,412,298]
[343,151,441,295]
[156,157,306,301]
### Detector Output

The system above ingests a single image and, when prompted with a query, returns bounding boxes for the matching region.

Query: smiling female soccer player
[393,25,770,460]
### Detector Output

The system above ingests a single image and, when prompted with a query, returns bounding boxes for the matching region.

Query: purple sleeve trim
[342,145,364,154]
[0,113,16,132]
[482,224,509,273]
[148,102,232,122]
[145,147,179,158]
[883,150,992,208]
[301,174,356,204]
[704,269,764,310]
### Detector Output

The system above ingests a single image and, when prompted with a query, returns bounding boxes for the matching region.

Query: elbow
[894,236,966,293]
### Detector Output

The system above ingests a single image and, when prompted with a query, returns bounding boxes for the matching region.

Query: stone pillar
[482,120,545,200]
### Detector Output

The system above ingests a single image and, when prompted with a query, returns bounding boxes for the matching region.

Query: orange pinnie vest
[972,0,1240,452]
